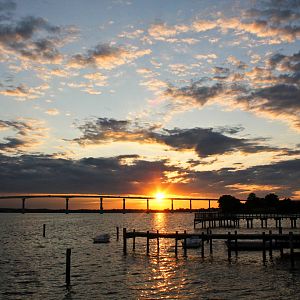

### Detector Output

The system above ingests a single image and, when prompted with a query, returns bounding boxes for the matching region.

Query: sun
[155,192,165,202]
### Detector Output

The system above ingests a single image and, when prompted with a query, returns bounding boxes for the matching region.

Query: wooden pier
[122,228,300,267]
[194,212,300,229]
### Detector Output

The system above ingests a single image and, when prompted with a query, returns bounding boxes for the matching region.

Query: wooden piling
[201,232,205,258]
[133,229,136,251]
[234,230,238,256]
[227,232,231,260]
[269,230,273,257]
[146,230,150,255]
[43,224,46,237]
[66,248,71,287]
[262,232,266,263]
[157,230,159,254]
[116,226,119,241]
[175,231,178,257]
[146,199,149,213]
[189,199,192,212]
[123,228,127,255]
[289,232,294,268]
[279,227,283,257]
[183,230,187,257]
[209,230,213,254]
[171,199,174,213]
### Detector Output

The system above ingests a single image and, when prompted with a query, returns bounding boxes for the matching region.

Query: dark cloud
[165,82,224,106]
[241,1,300,41]
[68,43,150,69]
[0,0,16,21]
[0,119,46,153]
[73,118,283,157]
[164,49,300,129]
[0,153,299,198]
[0,9,75,64]
[159,128,277,157]
[0,154,176,194]
[250,84,300,112]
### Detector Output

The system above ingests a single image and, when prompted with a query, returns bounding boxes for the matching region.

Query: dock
[122,228,300,267]
[194,212,300,229]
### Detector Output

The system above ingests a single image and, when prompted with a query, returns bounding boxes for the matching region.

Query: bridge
[0,194,219,213]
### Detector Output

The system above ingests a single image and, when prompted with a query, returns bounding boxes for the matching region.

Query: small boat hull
[182,237,202,249]
[93,233,110,243]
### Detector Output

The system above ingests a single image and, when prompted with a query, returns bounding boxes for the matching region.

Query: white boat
[182,236,202,248]
[93,233,110,243]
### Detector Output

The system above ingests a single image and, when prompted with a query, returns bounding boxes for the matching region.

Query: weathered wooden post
[157,230,159,255]
[279,227,283,257]
[227,232,231,260]
[100,197,103,214]
[116,226,119,241]
[289,232,294,268]
[201,232,205,259]
[43,224,46,237]
[123,228,127,255]
[22,198,26,214]
[269,230,273,257]
[171,199,174,213]
[234,230,238,256]
[146,199,149,213]
[262,232,266,263]
[208,199,211,209]
[66,248,71,287]
[123,198,126,214]
[133,229,136,251]
[65,197,69,214]
[189,199,192,213]
[183,230,187,257]
[209,230,213,254]
[146,230,150,255]
[175,231,178,257]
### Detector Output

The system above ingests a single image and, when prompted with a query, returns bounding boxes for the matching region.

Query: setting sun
[155,192,165,201]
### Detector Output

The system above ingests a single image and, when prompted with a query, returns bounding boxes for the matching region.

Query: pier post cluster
[123,228,299,268]
[194,212,299,229]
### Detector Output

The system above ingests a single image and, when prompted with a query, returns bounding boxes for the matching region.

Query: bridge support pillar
[22,198,26,214]
[65,197,69,214]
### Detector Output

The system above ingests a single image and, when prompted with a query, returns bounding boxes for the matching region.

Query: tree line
[218,193,300,213]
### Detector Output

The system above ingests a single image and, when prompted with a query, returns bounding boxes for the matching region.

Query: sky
[0,0,300,208]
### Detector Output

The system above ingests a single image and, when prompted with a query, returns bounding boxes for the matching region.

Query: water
[0,213,300,299]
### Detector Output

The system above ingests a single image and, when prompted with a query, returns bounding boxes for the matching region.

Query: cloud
[0,83,49,100]
[0,0,16,21]
[68,43,151,69]
[0,153,299,198]
[0,3,78,65]
[148,22,189,38]
[72,118,283,158]
[164,48,300,130]
[0,119,48,153]
[45,108,60,116]
[0,15,62,63]
[165,82,224,107]
[146,2,300,44]
[0,154,177,194]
